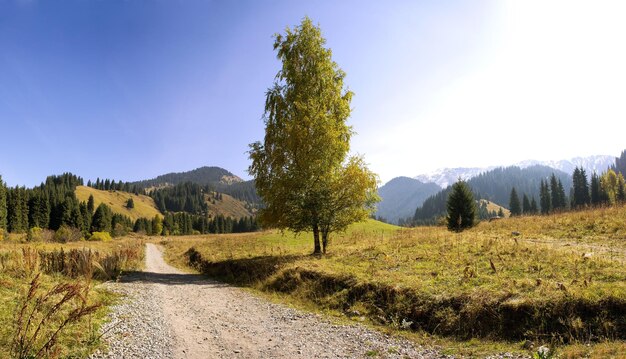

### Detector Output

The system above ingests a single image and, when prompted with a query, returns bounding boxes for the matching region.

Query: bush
[88,232,112,242]
[54,226,83,243]
[27,227,54,242]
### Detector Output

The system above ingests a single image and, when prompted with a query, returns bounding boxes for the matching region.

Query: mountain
[376,177,441,223]
[415,155,614,188]
[415,167,495,188]
[132,166,242,189]
[75,186,162,222]
[132,166,261,207]
[412,165,571,225]
[516,155,614,178]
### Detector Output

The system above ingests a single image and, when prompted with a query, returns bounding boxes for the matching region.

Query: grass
[160,208,626,358]
[0,237,144,358]
[205,192,254,219]
[76,185,162,221]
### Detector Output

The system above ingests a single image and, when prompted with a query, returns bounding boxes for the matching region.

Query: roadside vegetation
[162,206,626,358]
[0,237,144,358]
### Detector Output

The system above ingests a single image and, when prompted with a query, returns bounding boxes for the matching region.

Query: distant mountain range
[414,155,614,188]
[378,154,616,224]
[375,177,440,223]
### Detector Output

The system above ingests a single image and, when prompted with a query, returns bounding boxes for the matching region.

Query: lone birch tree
[248,17,378,254]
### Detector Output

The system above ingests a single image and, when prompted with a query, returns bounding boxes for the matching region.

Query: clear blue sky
[1,1,625,187]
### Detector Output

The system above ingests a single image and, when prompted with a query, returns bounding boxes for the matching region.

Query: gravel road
[91,243,449,358]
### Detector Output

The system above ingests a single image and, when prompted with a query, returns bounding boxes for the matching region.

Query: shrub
[88,232,112,242]
[27,227,54,242]
[54,226,83,243]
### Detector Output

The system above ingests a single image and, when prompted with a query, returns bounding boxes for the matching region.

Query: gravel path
[91,243,450,358]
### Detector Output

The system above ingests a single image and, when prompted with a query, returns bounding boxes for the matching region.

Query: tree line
[509,167,625,217]
[0,173,259,241]
[87,177,144,195]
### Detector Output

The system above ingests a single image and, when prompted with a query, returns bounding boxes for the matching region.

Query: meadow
[161,206,626,358]
[0,237,144,358]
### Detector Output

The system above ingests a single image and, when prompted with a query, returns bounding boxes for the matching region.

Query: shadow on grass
[184,247,303,286]
[119,270,230,287]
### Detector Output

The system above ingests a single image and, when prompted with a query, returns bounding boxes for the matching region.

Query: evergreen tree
[530,197,538,214]
[509,187,522,216]
[540,179,551,214]
[590,172,601,206]
[126,197,135,209]
[87,194,95,213]
[497,207,505,218]
[91,203,113,232]
[572,167,590,209]
[557,179,567,210]
[446,180,476,232]
[550,174,560,211]
[0,176,6,233]
[522,194,531,214]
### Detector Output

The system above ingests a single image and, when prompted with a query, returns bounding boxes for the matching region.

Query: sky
[1,0,625,187]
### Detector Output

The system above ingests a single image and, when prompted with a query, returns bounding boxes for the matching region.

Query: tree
[87,194,95,213]
[530,197,538,214]
[540,179,551,214]
[318,156,379,253]
[497,207,505,218]
[249,17,375,254]
[522,193,531,215]
[601,169,619,205]
[0,176,6,233]
[446,180,477,232]
[509,187,522,216]
[91,203,112,233]
[126,197,135,209]
[572,167,590,209]
[152,214,163,236]
[590,172,602,206]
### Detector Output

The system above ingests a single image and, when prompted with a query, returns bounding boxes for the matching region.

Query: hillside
[75,186,162,221]
[133,166,242,189]
[376,177,440,223]
[205,191,254,219]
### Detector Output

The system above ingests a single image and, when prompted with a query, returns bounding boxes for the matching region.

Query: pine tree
[446,180,477,232]
[590,172,601,206]
[557,179,567,210]
[126,197,135,209]
[497,207,505,218]
[87,194,95,214]
[0,176,6,233]
[509,187,522,216]
[91,203,113,232]
[550,174,560,211]
[540,179,551,214]
[530,197,538,214]
[522,194,531,214]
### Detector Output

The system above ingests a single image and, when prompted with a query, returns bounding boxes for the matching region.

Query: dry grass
[75,185,162,221]
[0,238,145,358]
[161,208,626,357]
[205,192,254,219]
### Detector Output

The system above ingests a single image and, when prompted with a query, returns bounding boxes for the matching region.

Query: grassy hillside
[162,211,626,358]
[480,199,510,217]
[76,186,162,221]
[205,192,254,219]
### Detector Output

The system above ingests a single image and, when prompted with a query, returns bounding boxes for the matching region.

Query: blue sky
[1,1,625,187]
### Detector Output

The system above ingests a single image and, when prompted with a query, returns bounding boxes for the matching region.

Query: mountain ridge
[414,155,614,188]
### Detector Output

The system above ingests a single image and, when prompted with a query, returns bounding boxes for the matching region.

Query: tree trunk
[321,230,329,254]
[313,224,321,254]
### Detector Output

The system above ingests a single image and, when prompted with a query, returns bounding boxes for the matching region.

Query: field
[0,238,144,358]
[161,207,626,358]
[76,185,163,221]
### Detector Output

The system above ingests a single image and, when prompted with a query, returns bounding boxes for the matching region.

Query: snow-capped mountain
[415,155,615,188]
[515,155,614,177]
[415,167,496,189]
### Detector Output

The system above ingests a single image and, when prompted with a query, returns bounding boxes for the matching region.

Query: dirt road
[93,243,442,358]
